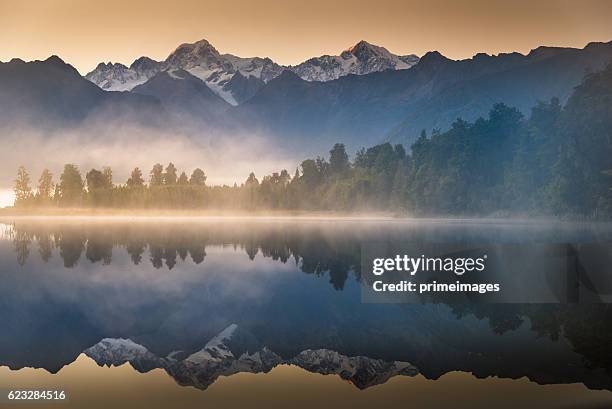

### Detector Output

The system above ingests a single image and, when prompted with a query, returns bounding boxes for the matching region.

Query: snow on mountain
[85,39,418,104]
[290,40,420,82]
[161,40,285,106]
[86,39,283,105]
[85,57,161,92]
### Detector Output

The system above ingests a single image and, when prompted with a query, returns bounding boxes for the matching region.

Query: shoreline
[0,208,609,226]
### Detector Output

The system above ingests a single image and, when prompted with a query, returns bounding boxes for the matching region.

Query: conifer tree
[189,168,207,186]
[178,172,189,185]
[37,169,54,201]
[14,166,32,206]
[127,168,145,188]
[164,163,178,185]
[58,164,84,206]
[149,164,164,186]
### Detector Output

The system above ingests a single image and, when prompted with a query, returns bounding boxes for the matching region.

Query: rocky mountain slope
[0,55,165,128]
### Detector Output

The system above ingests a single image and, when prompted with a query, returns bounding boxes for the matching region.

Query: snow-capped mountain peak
[164,39,222,68]
[129,56,160,75]
[344,40,388,58]
[85,38,419,103]
[291,40,419,82]
[85,59,160,92]
[160,40,283,105]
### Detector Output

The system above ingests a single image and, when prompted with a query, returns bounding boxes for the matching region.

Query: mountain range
[0,55,165,128]
[85,39,419,105]
[2,38,612,155]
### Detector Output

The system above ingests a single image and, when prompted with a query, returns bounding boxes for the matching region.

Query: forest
[11,65,612,218]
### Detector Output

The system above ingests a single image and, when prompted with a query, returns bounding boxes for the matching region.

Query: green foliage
[36,169,54,204]
[178,172,189,185]
[163,163,178,185]
[189,168,207,186]
[13,67,612,218]
[546,66,612,217]
[126,168,144,188]
[86,169,108,190]
[329,143,349,175]
[58,164,84,206]
[13,166,32,207]
[149,163,163,186]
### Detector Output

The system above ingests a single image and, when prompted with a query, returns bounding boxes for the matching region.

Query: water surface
[1,217,612,407]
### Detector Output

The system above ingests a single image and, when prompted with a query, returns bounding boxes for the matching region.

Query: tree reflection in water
[4,219,612,390]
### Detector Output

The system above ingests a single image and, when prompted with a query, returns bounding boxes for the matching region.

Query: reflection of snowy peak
[185,323,238,363]
[291,349,418,389]
[84,338,164,372]
[164,323,282,389]
[171,346,282,390]
[84,325,419,390]
[85,39,418,104]
[291,40,419,82]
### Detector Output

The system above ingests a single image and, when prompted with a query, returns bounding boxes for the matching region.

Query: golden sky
[1,0,612,74]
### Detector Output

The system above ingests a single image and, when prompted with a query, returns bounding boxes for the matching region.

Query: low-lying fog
[0,121,299,207]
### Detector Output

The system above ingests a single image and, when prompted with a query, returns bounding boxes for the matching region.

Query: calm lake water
[1,217,612,408]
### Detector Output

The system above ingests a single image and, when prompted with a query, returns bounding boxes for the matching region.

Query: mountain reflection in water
[1,218,612,400]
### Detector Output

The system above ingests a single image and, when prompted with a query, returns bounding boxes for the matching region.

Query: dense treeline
[13,66,612,217]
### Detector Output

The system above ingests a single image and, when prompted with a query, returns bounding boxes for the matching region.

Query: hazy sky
[1,0,612,74]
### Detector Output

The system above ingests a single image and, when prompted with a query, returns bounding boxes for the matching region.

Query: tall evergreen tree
[189,168,207,186]
[164,163,178,185]
[86,169,107,191]
[102,166,113,189]
[58,164,84,205]
[178,172,189,185]
[329,143,349,174]
[37,169,54,201]
[149,164,164,186]
[126,168,144,188]
[14,166,32,206]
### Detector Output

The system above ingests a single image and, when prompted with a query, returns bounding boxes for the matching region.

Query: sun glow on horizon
[0,190,15,208]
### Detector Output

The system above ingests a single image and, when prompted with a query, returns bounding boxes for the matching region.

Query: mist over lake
[1,217,612,407]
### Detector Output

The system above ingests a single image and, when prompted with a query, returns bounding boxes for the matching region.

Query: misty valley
[8,68,612,218]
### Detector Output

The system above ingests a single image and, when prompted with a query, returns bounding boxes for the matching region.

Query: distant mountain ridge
[233,41,612,152]
[85,39,419,104]
[291,40,419,81]
[3,40,612,155]
[0,55,165,128]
